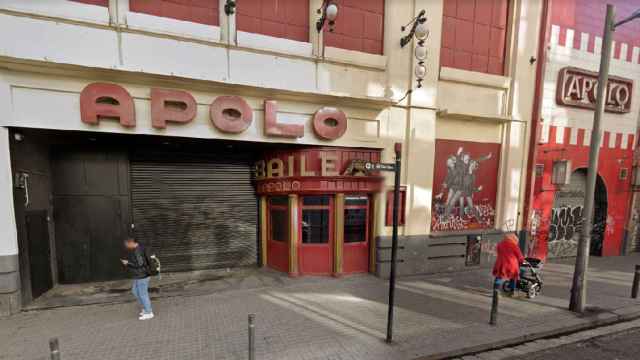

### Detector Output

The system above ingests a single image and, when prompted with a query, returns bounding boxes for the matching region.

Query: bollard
[248,314,255,360]
[632,265,640,299]
[489,281,499,326]
[49,338,61,360]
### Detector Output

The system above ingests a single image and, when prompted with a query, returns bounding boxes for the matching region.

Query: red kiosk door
[343,195,370,273]
[299,195,334,275]
[267,196,289,272]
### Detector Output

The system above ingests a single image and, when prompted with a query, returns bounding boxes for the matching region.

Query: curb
[413,304,640,360]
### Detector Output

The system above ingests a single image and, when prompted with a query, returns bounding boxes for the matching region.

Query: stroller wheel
[527,284,540,299]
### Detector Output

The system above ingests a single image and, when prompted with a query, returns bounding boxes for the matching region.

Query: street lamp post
[570,5,640,313]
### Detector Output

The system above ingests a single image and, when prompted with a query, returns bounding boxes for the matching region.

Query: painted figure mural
[431,140,501,232]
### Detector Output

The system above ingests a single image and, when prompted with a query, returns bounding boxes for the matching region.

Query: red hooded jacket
[492,234,524,279]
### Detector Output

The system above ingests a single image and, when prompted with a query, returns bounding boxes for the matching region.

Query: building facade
[524,0,640,260]
[0,0,542,315]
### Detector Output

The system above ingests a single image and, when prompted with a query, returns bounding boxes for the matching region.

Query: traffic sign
[364,162,396,172]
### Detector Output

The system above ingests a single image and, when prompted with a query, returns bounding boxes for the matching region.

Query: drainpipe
[521,0,551,253]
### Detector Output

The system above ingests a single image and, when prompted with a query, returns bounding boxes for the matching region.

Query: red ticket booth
[256,147,383,276]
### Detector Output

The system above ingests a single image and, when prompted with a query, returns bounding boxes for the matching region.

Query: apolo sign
[556,67,633,114]
[79,82,348,140]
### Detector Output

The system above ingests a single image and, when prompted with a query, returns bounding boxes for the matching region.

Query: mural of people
[432,140,501,232]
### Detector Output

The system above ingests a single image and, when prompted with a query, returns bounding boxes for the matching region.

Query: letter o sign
[615,85,630,107]
[210,96,253,133]
[312,107,347,140]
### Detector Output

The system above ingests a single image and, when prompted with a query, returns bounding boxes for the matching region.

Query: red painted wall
[324,0,385,55]
[441,0,509,75]
[237,0,309,43]
[129,0,219,26]
[69,0,108,6]
[530,127,635,259]
[527,0,640,259]
[551,0,640,60]
[431,139,501,232]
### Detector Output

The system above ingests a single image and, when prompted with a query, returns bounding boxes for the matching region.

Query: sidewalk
[2,254,640,360]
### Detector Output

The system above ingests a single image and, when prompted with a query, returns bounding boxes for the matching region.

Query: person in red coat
[492,233,524,293]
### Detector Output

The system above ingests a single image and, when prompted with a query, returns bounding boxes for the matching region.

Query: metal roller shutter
[131,150,257,272]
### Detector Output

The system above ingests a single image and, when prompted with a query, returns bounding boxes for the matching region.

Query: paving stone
[2,254,640,360]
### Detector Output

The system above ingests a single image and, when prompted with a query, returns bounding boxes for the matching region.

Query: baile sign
[556,67,633,114]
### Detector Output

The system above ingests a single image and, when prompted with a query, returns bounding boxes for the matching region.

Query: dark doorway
[590,175,608,256]
[25,210,53,299]
[52,148,131,283]
[548,169,608,258]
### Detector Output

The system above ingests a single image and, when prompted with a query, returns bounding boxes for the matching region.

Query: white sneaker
[139,310,144,316]
[139,312,154,320]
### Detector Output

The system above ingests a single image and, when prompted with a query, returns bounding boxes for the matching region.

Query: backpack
[144,249,161,277]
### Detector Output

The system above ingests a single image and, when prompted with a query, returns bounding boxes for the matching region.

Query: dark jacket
[126,245,150,279]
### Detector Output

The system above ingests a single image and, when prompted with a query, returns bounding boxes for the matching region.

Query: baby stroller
[502,257,544,299]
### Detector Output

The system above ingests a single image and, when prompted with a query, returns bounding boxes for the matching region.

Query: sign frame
[556,66,633,114]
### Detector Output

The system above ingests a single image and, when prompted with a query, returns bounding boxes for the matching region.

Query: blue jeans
[494,277,516,292]
[132,277,152,314]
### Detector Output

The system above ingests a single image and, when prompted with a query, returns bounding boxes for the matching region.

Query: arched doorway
[548,169,607,258]
[590,174,608,256]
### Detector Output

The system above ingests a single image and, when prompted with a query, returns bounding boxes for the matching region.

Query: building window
[441,0,509,75]
[324,0,385,55]
[237,0,309,42]
[129,0,219,26]
[344,196,369,243]
[69,0,108,6]
[301,195,331,244]
[269,196,289,242]
[385,187,406,226]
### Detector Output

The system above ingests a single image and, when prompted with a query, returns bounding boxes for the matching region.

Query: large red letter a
[80,83,135,127]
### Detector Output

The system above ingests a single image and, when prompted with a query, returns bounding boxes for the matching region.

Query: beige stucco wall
[0,0,543,251]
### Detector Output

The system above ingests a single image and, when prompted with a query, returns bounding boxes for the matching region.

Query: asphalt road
[514,327,640,360]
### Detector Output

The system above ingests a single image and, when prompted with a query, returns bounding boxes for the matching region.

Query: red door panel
[343,196,370,274]
[267,197,289,272]
[299,196,333,275]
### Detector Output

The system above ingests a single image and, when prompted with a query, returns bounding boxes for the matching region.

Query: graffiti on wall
[547,205,583,257]
[546,171,587,257]
[431,140,501,232]
[549,205,584,242]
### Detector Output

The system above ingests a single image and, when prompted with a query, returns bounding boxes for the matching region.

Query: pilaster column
[369,193,381,273]
[259,196,268,267]
[109,0,129,26]
[219,0,237,45]
[0,127,20,316]
[288,194,299,276]
[309,0,323,57]
[333,193,344,276]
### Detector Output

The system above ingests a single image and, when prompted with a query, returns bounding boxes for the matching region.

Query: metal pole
[489,282,499,325]
[49,338,61,360]
[569,4,616,313]
[248,314,255,360]
[632,265,640,299]
[386,143,402,343]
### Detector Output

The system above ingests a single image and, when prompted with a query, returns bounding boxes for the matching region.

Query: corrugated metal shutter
[131,150,257,272]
